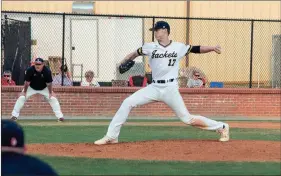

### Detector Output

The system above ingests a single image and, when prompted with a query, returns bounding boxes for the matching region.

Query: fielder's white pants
[107,84,225,139]
[12,86,63,119]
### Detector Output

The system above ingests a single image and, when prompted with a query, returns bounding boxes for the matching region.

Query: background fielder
[95,21,229,145]
[11,58,64,122]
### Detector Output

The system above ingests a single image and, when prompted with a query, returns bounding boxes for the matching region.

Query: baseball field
[19,119,280,175]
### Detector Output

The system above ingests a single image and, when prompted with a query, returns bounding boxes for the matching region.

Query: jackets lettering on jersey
[151,50,177,59]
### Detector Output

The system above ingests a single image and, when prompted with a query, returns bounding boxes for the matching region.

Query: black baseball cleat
[57,117,64,122]
[10,116,18,121]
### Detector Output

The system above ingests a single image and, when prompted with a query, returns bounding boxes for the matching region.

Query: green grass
[18,119,281,123]
[22,125,281,144]
[35,155,281,175]
[20,122,280,175]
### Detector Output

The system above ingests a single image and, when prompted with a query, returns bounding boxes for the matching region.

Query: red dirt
[27,140,281,162]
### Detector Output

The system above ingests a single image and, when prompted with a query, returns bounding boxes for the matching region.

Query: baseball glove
[119,60,135,74]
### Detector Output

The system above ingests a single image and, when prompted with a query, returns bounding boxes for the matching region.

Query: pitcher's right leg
[161,86,230,142]
[95,85,160,145]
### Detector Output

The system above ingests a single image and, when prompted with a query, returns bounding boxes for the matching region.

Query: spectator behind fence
[2,70,16,86]
[81,70,100,87]
[2,120,58,176]
[129,75,147,87]
[53,65,72,86]
[187,71,204,88]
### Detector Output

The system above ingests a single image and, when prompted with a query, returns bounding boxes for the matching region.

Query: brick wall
[1,86,280,118]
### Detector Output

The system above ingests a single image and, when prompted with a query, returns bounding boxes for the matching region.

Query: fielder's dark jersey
[25,66,53,90]
[2,152,58,176]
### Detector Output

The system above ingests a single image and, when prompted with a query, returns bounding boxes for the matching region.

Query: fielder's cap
[149,21,170,32]
[34,58,44,64]
[1,120,24,148]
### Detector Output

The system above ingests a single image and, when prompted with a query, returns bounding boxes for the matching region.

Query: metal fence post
[152,17,155,42]
[185,18,190,67]
[249,20,254,88]
[28,17,32,67]
[61,13,66,86]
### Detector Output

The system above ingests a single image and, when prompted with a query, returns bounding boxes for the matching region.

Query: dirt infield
[27,140,280,162]
[26,121,280,162]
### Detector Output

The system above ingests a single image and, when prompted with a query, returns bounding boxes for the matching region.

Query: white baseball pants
[12,86,63,119]
[107,84,225,139]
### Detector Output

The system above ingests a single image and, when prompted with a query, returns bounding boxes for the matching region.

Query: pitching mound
[27,140,280,162]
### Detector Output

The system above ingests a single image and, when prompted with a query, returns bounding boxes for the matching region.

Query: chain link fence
[1,15,31,85]
[2,11,281,88]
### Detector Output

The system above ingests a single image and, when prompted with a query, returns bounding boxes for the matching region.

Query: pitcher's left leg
[161,86,229,142]
[95,85,160,145]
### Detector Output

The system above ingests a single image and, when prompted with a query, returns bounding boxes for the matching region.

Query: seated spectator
[129,75,147,87]
[81,70,100,87]
[2,70,16,86]
[185,67,207,79]
[198,77,207,87]
[112,80,128,87]
[53,65,72,86]
[187,71,204,88]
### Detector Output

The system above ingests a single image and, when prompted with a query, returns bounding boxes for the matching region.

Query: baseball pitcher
[95,21,229,145]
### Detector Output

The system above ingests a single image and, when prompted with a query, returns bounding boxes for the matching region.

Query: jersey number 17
[168,59,176,66]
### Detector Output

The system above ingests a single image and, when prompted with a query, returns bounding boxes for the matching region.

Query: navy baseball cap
[34,58,44,64]
[149,21,170,33]
[1,120,24,148]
